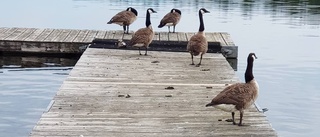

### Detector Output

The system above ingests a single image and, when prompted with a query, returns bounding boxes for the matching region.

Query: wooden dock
[29,48,277,136]
[0,27,237,58]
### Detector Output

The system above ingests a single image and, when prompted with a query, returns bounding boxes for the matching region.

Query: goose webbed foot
[190,63,195,65]
[196,64,201,67]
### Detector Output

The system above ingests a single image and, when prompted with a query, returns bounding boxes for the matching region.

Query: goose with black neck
[129,8,157,55]
[206,53,259,126]
[187,8,210,67]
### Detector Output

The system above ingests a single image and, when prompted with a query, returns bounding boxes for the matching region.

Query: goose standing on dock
[129,8,157,55]
[205,53,259,126]
[187,8,210,67]
[107,7,138,34]
[158,8,182,33]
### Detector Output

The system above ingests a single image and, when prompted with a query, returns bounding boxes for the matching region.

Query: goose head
[199,8,210,14]
[126,7,138,16]
[171,8,181,15]
[147,8,157,14]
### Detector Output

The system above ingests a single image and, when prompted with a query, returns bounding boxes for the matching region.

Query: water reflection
[0,55,76,137]
[0,55,79,69]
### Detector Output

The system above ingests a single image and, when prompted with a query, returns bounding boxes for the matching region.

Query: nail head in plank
[5,28,28,40]
[24,28,45,41]
[63,29,80,42]
[72,30,90,43]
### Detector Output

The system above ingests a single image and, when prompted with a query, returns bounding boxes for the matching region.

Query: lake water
[1,0,320,137]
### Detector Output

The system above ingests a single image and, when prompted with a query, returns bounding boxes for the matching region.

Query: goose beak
[205,102,213,107]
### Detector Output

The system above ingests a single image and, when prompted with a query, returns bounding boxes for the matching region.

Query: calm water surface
[1,0,320,136]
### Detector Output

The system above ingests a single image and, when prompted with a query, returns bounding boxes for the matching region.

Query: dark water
[0,56,78,137]
[1,0,320,136]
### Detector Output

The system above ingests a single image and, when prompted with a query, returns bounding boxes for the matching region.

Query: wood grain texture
[73,30,90,43]
[24,28,45,41]
[212,32,227,46]
[30,48,276,137]
[0,28,18,40]
[53,29,72,42]
[4,28,27,40]
[13,28,37,41]
[0,28,237,58]
[220,32,235,46]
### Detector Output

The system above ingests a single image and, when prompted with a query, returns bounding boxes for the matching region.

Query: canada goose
[205,53,259,126]
[129,8,157,55]
[187,8,210,67]
[107,7,138,34]
[158,8,182,33]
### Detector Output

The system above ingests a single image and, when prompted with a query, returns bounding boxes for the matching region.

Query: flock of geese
[108,7,259,126]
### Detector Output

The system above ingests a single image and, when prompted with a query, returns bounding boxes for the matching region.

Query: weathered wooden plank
[185,32,195,41]
[177,32,187,42]
[24,28,45,41]
[168,32,179,41]
[0,27,10,33]
[13,28,37,41]
[205,32,217,42]
[220,32,235,46]
[4,28,27,40]
[122,31,133,40]
[104,30,115,39]
[72,30,89,43]
[212,32,227,46]
[153,32,160,41]
[43,29,62,42]
[159,32,169,41]
[83,30,98,43]
[95,30,107,39]
[63,29,80,42]
[0,28,18,40]
[113,30,124,40]
[30,48,274,136]
[34,28,54,41]
[52,29,72,42]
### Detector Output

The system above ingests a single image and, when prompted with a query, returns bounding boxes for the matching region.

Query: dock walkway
[30,47,277,136]
[0,27,237,58]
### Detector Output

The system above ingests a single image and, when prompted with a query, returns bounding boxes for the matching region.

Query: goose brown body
[187,8,210,67]
[158,9,181,33]
[129,8,156,55]
[107,7,138,34]
[129,26,154,50]
[206,53,259,126]
[187,32,208,57]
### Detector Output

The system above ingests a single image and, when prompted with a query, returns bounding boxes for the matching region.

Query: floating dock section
[0,27,237,58]
[29,47,277,136]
